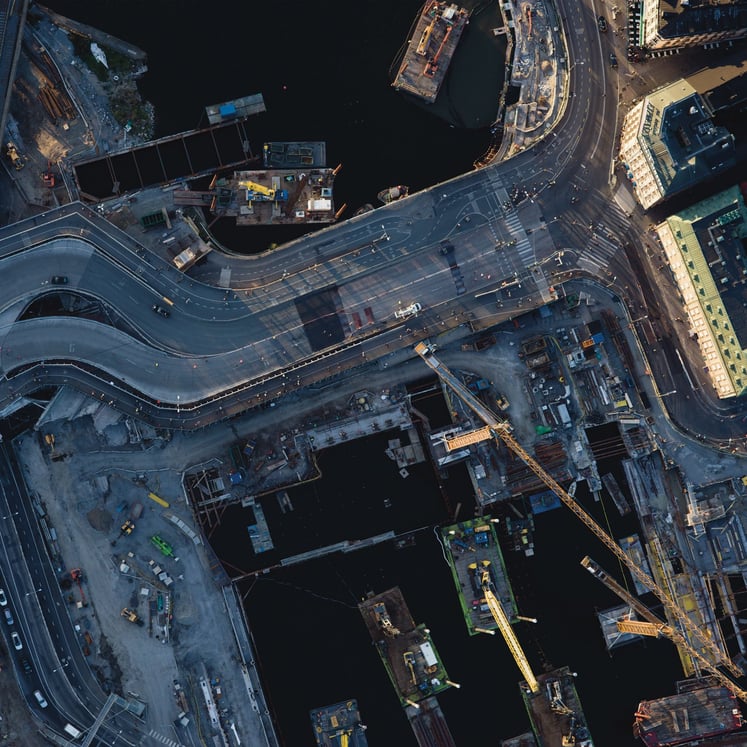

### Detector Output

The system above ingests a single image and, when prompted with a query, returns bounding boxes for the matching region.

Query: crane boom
[413,342,741,678]
[581,555,747,702]
[481,570,540,693]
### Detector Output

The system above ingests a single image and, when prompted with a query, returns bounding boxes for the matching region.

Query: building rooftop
[620,79,735,209]
[656,185,747,398]
[658,0,747,40]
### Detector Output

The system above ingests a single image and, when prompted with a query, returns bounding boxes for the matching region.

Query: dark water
[45,0,505,251]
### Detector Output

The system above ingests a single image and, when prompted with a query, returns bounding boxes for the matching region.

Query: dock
[310,699,369,747]
[522,666,594,747]
[406,697,457,747]
[602,472,632,516]
[441,516,517,635]
[263,141,326,169]
[205,94,266,125]
[618,534,652,596]
[634,683,744,747]
[392,1,469,104]
[210,166,338,226]
[359,587,454,707]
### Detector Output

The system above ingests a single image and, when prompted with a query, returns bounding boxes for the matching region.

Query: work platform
[634,682,744,747]
[359,587,453,707]
[392,1,469,104]
[205,94,266,125]
[310,699,368,747]
[209,166,338,225]
[441,516,517,635]
[263,141,326,169]
[522,667,594,747]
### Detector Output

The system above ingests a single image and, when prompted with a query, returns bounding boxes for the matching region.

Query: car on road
[598,15,608,31]
[152,304,170,318]
[609,52,618,67]
[4,608,13,625]
[21,658,32,674]
[0,588,6,606]
[11,631,22,650]
[50,275,68,285]
[33,690,48,708]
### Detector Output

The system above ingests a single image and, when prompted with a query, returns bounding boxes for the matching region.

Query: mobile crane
[413,341,741,678]
[581,555,747,703]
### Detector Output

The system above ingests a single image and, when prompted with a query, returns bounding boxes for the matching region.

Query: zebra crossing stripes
[577,251,609,275]
[148,729,185,747]
[588,234,620,260]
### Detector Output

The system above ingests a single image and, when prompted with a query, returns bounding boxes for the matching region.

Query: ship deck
[522,667,594,747]
[441,516,517,635]
[310,699,368,747]
[359,588,452,706]
[392,1,469,104]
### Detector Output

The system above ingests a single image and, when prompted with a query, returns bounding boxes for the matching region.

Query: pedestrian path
[148,729,185,747]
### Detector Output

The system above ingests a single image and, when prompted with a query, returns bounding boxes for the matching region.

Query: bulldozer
[121,608,144,626]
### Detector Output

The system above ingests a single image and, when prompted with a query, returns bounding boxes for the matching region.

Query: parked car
[609,52,618,67]
[4,608,13,625]
[0,588,7,606]
[152,304,170,318]
[50,275,68,285]
[11,631,22,650]
[21,658,32,674]
[598,15,608,31]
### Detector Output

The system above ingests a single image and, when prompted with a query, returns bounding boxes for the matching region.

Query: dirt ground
[0,655,48,746]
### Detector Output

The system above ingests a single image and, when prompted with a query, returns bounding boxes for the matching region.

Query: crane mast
[581,556,747,702]
[413,342,741,678]
[480,570,540,693]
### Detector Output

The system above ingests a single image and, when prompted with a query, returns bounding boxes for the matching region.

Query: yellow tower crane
[413,341,741,679]
[478,565,540,693]
[581,555,747,703]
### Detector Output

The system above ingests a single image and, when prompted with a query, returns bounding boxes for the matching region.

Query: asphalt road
[0,0,739,443]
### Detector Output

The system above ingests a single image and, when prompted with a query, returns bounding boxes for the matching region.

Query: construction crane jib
[481,570,540,693]
[413,342,741,679]
[581,555,747,703]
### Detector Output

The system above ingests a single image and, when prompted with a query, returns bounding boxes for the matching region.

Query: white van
[394,302,422,319]
[63,723,83,739]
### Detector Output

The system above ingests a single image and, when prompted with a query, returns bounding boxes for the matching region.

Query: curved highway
[0,0,738,445]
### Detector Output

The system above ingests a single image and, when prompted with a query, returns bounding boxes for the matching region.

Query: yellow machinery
[416,16,435,55]
[403,651,417,684]
[479,566,540,693]
[238,179,275,199]
[414,341,741,679]
[121,608,144,626]
[373,602,400,637]
[581,556,747,702]
[6,142,23,170]
[444,425,493,451]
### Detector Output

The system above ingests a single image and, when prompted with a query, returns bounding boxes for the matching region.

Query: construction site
[391,1,470,104]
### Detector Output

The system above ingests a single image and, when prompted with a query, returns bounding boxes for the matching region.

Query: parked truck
[63,723,83,739]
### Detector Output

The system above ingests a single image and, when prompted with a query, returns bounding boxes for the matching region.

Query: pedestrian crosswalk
[502,210,535,265]
[148,728,185,747]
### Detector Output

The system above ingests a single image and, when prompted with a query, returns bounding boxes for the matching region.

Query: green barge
[359,587,454,707]
[441,516,518,635]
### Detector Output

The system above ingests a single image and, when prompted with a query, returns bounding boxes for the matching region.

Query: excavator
[121,608,144,626]
[373,601,400,637]
[414,341,741,681]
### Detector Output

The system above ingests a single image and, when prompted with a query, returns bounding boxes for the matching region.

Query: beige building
[618,79,735,210]
[635,0,747,52]
[656,185,747,399]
